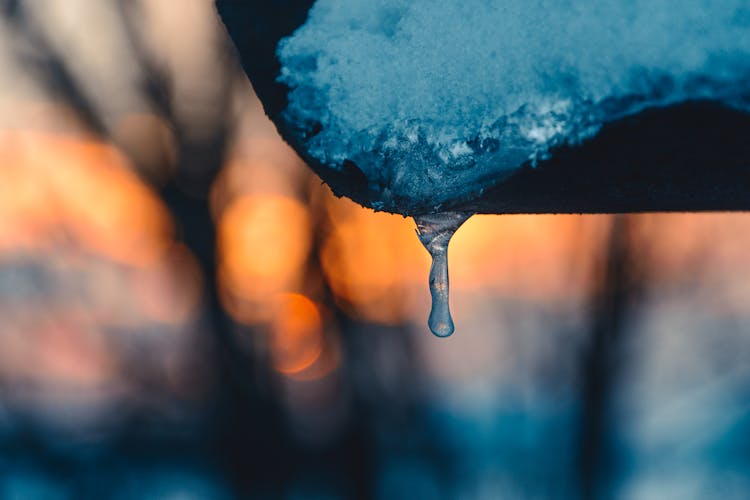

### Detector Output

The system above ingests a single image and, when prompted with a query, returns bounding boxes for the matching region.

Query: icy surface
[416,212,472,338]
[277,0,750,211]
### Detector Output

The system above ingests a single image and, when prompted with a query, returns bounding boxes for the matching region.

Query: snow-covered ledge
[217,1,750,217]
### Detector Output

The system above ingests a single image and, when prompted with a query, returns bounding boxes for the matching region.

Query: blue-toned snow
[277,0,750,211]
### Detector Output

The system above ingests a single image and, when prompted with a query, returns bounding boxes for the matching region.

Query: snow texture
[277,1,750,212]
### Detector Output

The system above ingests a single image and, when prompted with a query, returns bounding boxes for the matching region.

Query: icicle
[414,212,473,338]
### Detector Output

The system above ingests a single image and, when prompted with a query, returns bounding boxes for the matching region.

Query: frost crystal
[278,0,750,212]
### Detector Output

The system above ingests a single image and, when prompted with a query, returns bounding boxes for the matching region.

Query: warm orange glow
[286,335,340,382]
[450,214,607,299]
[218,194,311,323]
[211,126,310,218]
[210,158,303,218]
[625,213,750,309]
[269,293,324,375]
[318,190,610,321]
[320,192,428,324]
[0,130,173,266]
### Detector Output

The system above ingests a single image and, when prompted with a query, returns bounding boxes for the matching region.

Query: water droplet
[414,212,472,338]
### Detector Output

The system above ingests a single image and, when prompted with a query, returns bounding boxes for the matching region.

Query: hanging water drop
[414,212,473,338]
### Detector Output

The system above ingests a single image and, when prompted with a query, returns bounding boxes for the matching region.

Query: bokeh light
[218,194,311,324]
[320,194,428,324]
[0,130,172,266]
[269,293,324,376]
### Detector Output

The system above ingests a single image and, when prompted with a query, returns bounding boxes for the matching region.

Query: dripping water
[414,212,473,337]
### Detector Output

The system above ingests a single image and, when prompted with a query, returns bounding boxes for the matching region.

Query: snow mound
[277,0,750,212]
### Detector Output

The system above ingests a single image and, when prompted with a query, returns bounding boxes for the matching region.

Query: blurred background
[1,1,750,499]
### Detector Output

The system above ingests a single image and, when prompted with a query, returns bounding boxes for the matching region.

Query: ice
[277,0,750,212]
[415,212,472,338]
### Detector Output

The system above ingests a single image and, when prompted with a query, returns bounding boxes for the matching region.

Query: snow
[277,0,750,212]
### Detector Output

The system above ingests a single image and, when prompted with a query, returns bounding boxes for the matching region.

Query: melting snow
[278,0,750,211]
